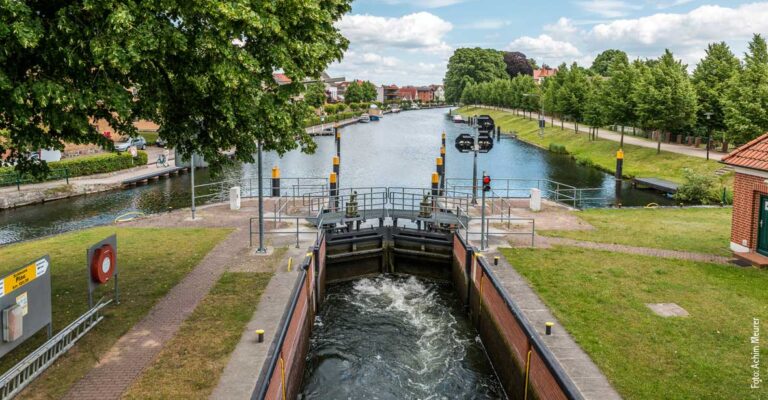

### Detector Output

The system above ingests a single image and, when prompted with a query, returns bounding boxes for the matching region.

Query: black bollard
[330,172,338,211]
[615,149,624,181]
[436,157,444,196]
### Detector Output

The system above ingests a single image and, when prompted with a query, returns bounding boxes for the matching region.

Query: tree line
[447,35,768,149]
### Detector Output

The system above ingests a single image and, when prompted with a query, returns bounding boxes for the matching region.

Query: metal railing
[193,177,328,204]
[0,168,70,191]
[446,178,606,208]
[0,300,111,399]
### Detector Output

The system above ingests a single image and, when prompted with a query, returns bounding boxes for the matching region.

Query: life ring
[91,244,116,283]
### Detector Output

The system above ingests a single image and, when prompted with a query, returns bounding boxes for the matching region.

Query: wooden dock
[121,166,189,186]
[632,177,679,194]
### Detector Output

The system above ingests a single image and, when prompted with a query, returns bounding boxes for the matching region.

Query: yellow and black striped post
[271,166,280,197]
[440,146,446,190]
[329,172,338,211]
[431,172,439,210]
[333,155,340,189]
[441,131,446,148]
[335,128,341,159]
[435,157,444,196]
[615,149,624,181]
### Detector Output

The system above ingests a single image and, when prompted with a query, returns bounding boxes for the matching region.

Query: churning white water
[301,275,503,399]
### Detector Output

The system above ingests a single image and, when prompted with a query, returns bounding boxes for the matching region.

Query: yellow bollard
[287,257,293,272]
[255,329,265,343]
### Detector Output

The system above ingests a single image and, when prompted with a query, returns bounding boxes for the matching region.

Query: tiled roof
[533,68,557,80]
[722,132,768,171]
[273,73,292,85]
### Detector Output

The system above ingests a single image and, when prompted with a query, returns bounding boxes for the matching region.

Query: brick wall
[731,171,768,251]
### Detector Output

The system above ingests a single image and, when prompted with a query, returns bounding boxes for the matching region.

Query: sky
[326,0,768,86]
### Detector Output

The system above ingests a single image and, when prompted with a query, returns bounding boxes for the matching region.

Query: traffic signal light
[482,175,491,192]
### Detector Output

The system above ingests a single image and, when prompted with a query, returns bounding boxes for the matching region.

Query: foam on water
[301,275,504,399]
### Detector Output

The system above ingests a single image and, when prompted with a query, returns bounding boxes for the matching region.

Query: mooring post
[440,146,446,191]
[335,128,341,159]
[435,157,443,196]
[431,172,439,211]
[333,155,340,192]
[330,172,338,211]
[271,166,280,197]
[615,149,624,208]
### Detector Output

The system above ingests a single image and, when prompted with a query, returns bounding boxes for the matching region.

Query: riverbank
[457,106,731,187]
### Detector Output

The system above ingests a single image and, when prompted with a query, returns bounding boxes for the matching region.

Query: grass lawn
[138,131,159,145]
[500,245,767,400]
[540,207,732,257]
[0,226,231,399]
[123,272,272,399]
[458,107,731,187]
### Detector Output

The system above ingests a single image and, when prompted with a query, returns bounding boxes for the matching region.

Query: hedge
[0,151,147,185]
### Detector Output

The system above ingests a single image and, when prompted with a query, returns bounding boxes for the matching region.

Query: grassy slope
[0,226,231,399]
[501,246,767,400]
[123,272,273,399]
[540,207,732,256]
[458,107,731,186]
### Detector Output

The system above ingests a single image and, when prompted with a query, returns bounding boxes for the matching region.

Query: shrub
[548,143,568,154]
[673,168,719,205]
[0,151,147,186]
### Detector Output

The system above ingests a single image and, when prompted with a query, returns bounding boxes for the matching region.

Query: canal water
[0,108,669,245]
[300,275,504,399]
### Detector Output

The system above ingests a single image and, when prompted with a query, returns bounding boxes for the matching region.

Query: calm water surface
[0,108,668,244]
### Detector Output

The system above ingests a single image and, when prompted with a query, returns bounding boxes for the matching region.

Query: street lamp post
[256,140,266,253]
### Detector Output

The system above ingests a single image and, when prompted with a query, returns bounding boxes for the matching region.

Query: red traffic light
[483,176,491,185]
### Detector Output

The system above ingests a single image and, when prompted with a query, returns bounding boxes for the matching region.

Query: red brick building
[723,133,768,265]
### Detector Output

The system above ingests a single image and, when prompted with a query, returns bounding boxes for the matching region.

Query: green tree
[304,82,327,109]
[604,56,638,146]
[583,77,609,140]
[590,49,628,76]
[344,81,377,104]
[723,34,768,145]
[557,63,589,132]
[444,48,507,103]
[0,0,351,174]
[692,42,740,140]
[633,50,698,153]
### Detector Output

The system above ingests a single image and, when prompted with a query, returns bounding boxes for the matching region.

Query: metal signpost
[86,235,119,308]
[454,119,495,205]
[190,153,196,220]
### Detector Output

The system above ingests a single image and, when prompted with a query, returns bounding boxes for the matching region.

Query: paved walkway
[63,206,254,400]
[539,236,731,264]
[473,106,726,161]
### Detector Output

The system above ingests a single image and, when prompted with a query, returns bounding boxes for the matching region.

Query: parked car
[155,137,167,148]
[114,136,147,152]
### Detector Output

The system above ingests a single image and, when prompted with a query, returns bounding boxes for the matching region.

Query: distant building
[533,67,557,84]
[723,132,768,266]
[397,86,417,101]
[431,85,445,102]
[417,86,433,103]
[376,86,384,103]
[383,85,399,102]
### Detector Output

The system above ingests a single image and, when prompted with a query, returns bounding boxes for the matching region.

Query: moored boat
[452,115,465,123]
[359,114,371,123]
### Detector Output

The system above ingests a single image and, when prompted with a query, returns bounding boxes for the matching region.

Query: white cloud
[575,0,642,18]
[462,19,511,30]
[337,12,453,54]
[508,34,582,60]
[516,3,768,68]
[380,0,468,8]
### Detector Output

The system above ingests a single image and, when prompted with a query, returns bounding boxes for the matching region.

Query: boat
[370,114,381,121]
[452,115,465,123]
[390,107,401,114]
[358,114,371,123]
[369,105,382,121]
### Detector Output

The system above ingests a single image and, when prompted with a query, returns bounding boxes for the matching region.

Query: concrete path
[63,207,254,400]
[485,250,622,400]
[539,236,731,264]
[472,106,726,161]
[211,241,314,400]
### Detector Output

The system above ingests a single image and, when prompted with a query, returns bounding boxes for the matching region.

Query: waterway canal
[300,275,504,399]
[0,108,669,245]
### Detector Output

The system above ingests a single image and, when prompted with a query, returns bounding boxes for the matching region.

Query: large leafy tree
[444,48,507,103]
[304,82,328,109]
[692,42,740,138]
[603,55,638,146]
[503,51,534,78]
[633,50,698,153]
[723,34,768,145]
[590,49,628,76]
[344,81,376,104]
[0,0,351,173]
[556,63,589,132]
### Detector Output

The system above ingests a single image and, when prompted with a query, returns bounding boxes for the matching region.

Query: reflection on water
[301,275,504,399]
[0,108,669,245]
